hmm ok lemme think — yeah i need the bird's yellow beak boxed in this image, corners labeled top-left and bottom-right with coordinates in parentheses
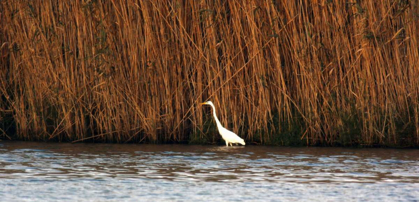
top-left (200, 102), bottom-right (206, 105)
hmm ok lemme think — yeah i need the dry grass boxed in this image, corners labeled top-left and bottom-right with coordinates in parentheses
top-left (0, 0), bottom-right (418, 146)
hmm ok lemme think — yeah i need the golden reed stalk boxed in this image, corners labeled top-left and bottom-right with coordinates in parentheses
top-left (0, 0), bottom-right (418, 146)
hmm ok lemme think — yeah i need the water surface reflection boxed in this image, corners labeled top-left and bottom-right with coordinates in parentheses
top-left (0, 141), bottom-right (418, 201)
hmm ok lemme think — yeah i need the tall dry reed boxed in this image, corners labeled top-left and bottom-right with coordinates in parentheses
top-left (0, 0), bottom-right (418, 146)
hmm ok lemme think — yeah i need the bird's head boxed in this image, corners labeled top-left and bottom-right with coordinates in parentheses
top-left (200, 101), bottom-right (213, 106)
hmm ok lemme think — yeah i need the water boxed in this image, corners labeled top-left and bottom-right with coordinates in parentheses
top-left (0, 141), bottom-right (418, 201)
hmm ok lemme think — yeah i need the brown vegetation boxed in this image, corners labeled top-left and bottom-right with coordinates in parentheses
top-left (1, 0), bottom-right (418, 146)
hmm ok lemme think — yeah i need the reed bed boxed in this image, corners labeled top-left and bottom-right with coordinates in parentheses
top-left (0, 0), bottom-right (418, 146)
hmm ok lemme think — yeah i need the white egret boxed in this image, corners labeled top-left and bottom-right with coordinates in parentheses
top-left (201, 101), bottom-right (245, 147)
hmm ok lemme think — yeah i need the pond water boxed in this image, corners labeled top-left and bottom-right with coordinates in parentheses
top-left (0, 141), bottom-right (418, 201)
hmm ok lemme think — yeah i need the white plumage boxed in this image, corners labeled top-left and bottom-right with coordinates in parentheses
top-left (201, 101), bottom-right (245, 146)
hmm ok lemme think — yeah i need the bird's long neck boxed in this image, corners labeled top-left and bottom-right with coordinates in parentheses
top-left (209, 103), bottom-right (223, 130)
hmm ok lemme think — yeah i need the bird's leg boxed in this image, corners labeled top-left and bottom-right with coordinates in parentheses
top-left (225, 141), bottom-right (229, 147)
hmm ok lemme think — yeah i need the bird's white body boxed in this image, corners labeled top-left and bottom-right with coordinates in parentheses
top-left (201, 101), bottom-right (245, 146)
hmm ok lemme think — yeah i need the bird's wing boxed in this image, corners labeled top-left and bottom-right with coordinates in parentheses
top-left (222, 128), bottom-right (243, 142)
